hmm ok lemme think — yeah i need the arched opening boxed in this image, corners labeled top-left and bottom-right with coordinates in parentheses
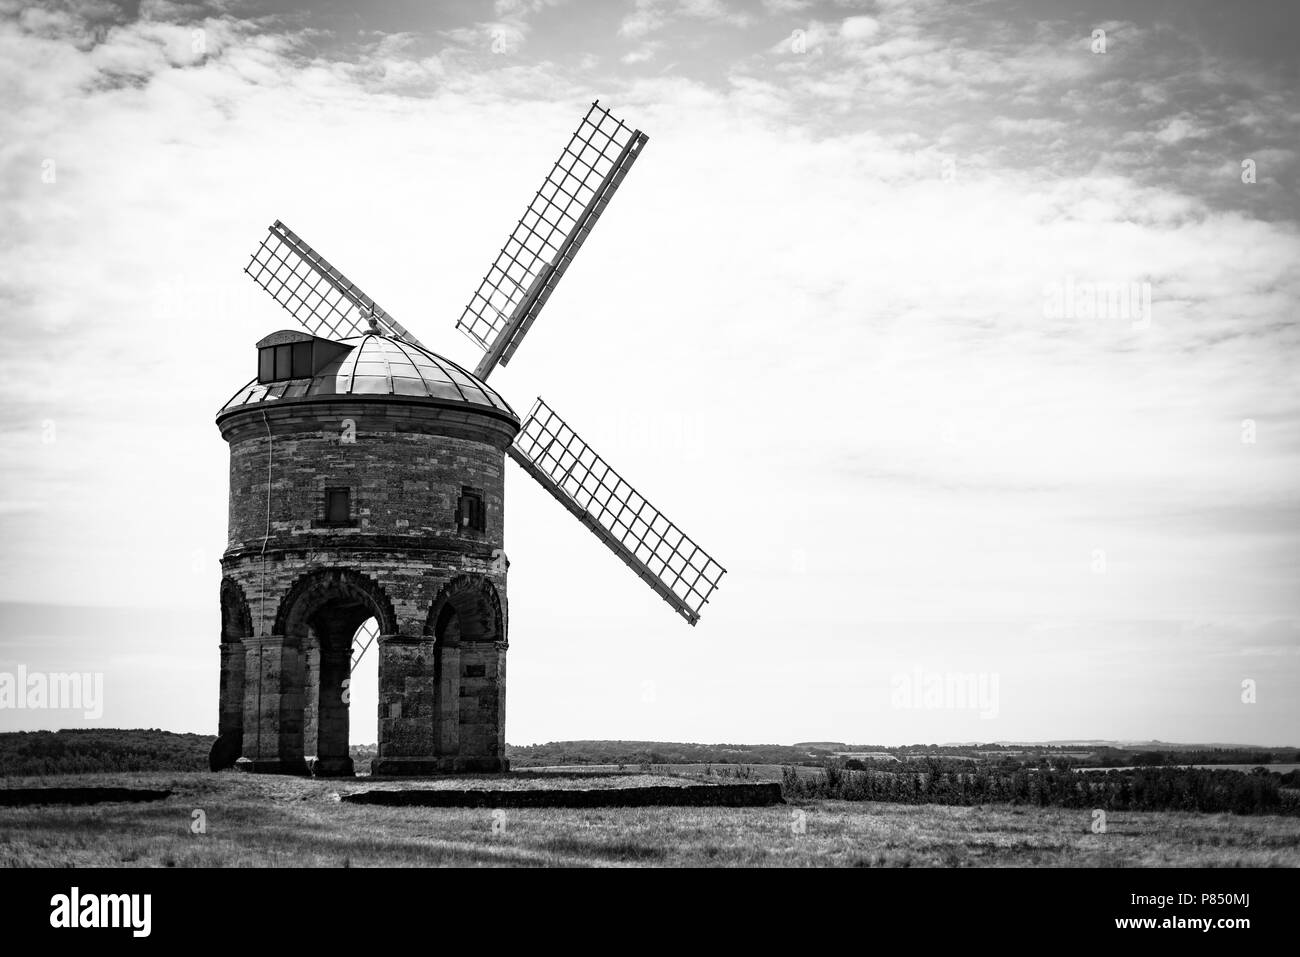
top-left (214, 578), bottom-right (253, 771)
top-left (429, 577), bottom-right (500, 643)
top-left (273, 569), bottom-right (396, 777)
top-left (348, 617), bottom-right (380, 771)
top-left (425, 575), bottom-right (506, 766)
top-left (300, 598), bottom-right (371, 776)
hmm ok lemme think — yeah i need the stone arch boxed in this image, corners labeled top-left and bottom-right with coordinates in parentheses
top-left (269, 568), bottom-right (396, 777)
top-left (213, 578), bottom-right (253, 771)
top-left (220, 576), bottom-right (253, 641)
top-left (424, 573), bottom-right (504, 647)
top-left (274, 566), bottom-right (398, 639)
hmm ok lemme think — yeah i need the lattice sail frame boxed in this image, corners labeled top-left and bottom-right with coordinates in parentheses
top-left (246, 221), bottom-right (426, 348)
top-left (351, 618), bottom-right (380, 673)
top-left (457, 101), bottom-right (648, 378)
top-left (509, 399), bottom-right (725, 625)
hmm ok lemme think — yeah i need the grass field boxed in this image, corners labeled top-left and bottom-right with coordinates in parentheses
top-left (2, 770), bottom-right (1298, 867)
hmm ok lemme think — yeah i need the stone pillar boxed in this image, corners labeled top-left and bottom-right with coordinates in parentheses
top-left (436, 642), bottom-right (460, 757)
top-left (370, 634), bottom-right (439, 775)
top-left (302, 640), bottom-right (320, 766)
top-left (457, 643), bottom-right (489, 764)
top-left (492, 640), bottom-right (508, 766)
top-left (308, 644), bottom-right (353, 777)
top-left (452, 639), bottom-right (509, 772)
top-left (236, 635), bottom-right (308, 775)
top-left (216, 640), bottom-right (245, 751)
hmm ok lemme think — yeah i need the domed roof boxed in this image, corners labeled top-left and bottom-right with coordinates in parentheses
top-left (218, 332), bottom-right (516, 419)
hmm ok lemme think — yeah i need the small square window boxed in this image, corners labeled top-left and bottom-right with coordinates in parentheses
top-left (456, 488), bottom-right (485, 533)
top-left (325, 487), bottom-right (350, 525)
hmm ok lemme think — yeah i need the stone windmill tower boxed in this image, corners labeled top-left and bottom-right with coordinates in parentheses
top-left (215, 103), bottom-right (725, 776)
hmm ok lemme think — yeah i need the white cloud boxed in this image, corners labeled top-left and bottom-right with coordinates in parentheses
top-left (619, 0), bottom-right (751, 38)
top-left (621, 42), bottom-right (659, 64)
top-left (619, 0), bottom-right (666, 38)
top-left (1153, 112), bottom-right (1208, 144)
top-left (839, 14), bottom-right (878, 40)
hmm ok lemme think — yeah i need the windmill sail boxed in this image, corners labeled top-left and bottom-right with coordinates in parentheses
top-left (351, 618), bottom-right (379, 672)
top-left (509, 398), bottom-right (724, 625)
top-left (457, 101), bottom-right (648, 380)
top-left (245, 221), bottom-right (427, 348)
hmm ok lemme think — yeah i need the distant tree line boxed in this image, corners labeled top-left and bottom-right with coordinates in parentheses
top-left (1118, 748), bottom-right (1299, 767)
top-left (506, 740), bottom-right (837, 767)
top-left (5, 731), bottom-right (1296, 788)
top-left (782, 763), bottom-right (1298, 816)
top-left (0, 730), bottom-right (212, 776)
top-left (507, 741), bottom-right (1300, 771)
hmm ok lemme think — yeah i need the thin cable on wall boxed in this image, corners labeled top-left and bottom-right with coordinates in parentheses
top-left (256, 410), bottom-right (272, 756)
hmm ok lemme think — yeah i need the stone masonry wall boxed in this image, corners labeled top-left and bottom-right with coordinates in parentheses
top-left (217, 397), bottom-right (518, 775)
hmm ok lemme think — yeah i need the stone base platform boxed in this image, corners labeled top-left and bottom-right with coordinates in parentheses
top-left (343, 782), bottom-right (783, 808)
top-left (370, 757), bottom-right (509, 775)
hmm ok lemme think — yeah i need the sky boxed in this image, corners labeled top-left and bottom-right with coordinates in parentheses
top-left (1, 0), bottom-right (1297, 747)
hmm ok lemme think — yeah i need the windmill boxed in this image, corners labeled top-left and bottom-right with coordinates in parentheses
top-left (242, 101), bottom-right (725, 671)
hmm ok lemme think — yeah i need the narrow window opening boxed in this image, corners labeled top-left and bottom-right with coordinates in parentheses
top-left (456, 488), bottom-right (485, 532)
top-left (325, 487), bottom-right (351, 525)
top-left (274, 343), bottom-right (293, 379)
top-left (291, 341), bottom-right (313, 377)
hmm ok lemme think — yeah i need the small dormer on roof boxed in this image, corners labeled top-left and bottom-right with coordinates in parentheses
top-left (255, 329), bottom-right (354, 384)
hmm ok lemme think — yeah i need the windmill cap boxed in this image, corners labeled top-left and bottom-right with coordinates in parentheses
top-left (218, 331), bottom-right (517, 421)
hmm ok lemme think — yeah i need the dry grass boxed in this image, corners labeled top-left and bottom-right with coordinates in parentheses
top-left (1, 771), bottom-right (1297, 867)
